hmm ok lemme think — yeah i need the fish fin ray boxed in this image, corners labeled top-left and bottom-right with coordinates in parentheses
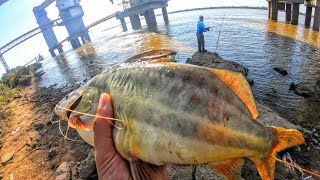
top-left (209, 158), bottom-right (244, 180)
top-left (68, 116), bottom-right (90, 131)
top-left (129, 159), bottom-right (168, 180)
top-left (251, 126), bottom-right (304, 180)
top-left (208, 68), bottom-right (259, 119)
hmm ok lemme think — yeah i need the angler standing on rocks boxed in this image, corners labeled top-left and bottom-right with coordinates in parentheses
top-left (196, 15), bottom-right (210, 53)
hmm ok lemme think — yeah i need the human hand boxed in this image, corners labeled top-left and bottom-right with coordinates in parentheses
top-left (93, 93), bottom-right (168, 180)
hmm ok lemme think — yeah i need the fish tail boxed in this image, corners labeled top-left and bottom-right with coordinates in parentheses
top-left (253, 126), bottom-right (305, 180)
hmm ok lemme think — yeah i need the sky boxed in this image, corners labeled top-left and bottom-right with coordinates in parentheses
top-left (0, 0), bottom-right (267, 75)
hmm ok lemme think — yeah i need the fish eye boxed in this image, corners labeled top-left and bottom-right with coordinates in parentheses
top-left (67, 95), bottom-right (83, 119)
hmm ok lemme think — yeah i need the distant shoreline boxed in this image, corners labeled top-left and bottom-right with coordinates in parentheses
top-left (168, 6), bottom-right (268, 15)
top-left (167, 6), bottom-right (309, 16)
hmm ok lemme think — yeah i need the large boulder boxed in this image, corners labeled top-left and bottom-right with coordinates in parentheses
top-left (186, 51), bottom-right (248, 76)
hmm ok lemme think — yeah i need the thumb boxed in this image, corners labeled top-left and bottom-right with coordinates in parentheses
top-left (93, 93), bottom-right (117, 162)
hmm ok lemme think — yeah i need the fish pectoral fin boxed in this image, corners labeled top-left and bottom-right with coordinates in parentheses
top-left (129, 159), bottom-right (168, 180)
top-left (208, 68), bottom-right (259, 120)
top-left (209, 158), bottom-right (244, 180)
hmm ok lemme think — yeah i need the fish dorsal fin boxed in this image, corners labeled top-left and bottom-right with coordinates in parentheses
top-left (209, 158), bottom-right (244, 180)
top-left (124, 49), bottom-right (176, 63)
top-left (208, 68), bottom-right (259, 119)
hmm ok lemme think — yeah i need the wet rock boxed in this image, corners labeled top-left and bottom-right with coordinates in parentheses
top-left (247, 78), bottom-right (254, 87)
top-left (56, 162), bottom-right (71, 180)
top-left (316, 79), bottom-right (320, 88)
top-left (273, 67), bottom-right (288, 75)
top-left (78, 149), bottom-right (96, 179)
top-left (27, 135), bottom-right (40, 149)
top-left (34, 70), bottom-right (45, 77)
top-left (289, 82), bottom-right (312, 98)
top-left (187, 51), bottom-right (249, 76)
top-left (33, 122), bottom-right (44, 131)
top-left (312, 138), bottom-right (319, 145)
top-left (48, 148), bottom-right (59, 160)
top-left (1, 151), bottom-right (15, 165)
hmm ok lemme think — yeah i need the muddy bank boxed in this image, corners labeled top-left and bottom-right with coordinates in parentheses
top-left (0, 53), bottom-right (319, 180)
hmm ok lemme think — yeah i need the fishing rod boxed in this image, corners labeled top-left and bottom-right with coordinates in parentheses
top-left (215, 13), bottom-right (226, 52)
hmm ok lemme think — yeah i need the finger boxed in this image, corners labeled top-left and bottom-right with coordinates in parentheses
top-left (94, 93), bottom-right (117, 164)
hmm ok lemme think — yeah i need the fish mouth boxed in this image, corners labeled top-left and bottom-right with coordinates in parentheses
top-left (66, 95), bottom-right (83, 119)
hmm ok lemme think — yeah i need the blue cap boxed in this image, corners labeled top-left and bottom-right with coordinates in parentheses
top-left (199, 15), bottom-right (203, 19)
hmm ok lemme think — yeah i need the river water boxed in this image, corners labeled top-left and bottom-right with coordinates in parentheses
top-left (37, 8), bottom-right (320, 126)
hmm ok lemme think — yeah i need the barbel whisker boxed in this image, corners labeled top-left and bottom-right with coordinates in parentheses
top-left (58, 119), bottom-right (85, 143)
top-left (49, 109), bottom-right (60, 124)
top-left (55, 105), bottom-right (126, 129)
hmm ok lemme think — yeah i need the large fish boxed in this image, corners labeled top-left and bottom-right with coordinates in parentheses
top-left (55, 51), bottom-right (304, 180)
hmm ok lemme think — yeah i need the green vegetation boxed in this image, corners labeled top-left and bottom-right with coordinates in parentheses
top-left (0, 65), bottom-right (37, 119)
top-left (1, 66), bottom-right (32, 88)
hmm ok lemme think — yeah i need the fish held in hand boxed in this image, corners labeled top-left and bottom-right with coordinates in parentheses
top-left (55, 52), bottom-right (304, 180)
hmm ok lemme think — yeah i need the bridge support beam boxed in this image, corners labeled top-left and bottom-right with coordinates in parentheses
top-left (70, 38), bottom-right (81, 49)
top-left (49, 50), bottom-right (56, 57)
top-left (314, 7), bottom-right (320, 31)
top-left (162, 7), bottom-right (169, 23)
top-left (144, 9), bottom-right (157, 28)
top-left (305, 6), bottom-right (312, 27)
top-left (291, 3), bottom-right (299, 25)
top-left (120, 18), bottom-right (128, 31)
top-left (268, 1), bottom-right (271, 19)
top-left (58, 47), bottom-right (63, 53)
top-left (129, 14), bottom-right (142, 29)
top-left (285, 3), bottom-right (291, 23)
top-left (271, 0), bottom-right (278, 21)
top-left (0, 54), bottom-right (9, 73)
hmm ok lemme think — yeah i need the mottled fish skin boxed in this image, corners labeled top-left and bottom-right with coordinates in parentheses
top-left (81, 62), bottom-right (277, 165)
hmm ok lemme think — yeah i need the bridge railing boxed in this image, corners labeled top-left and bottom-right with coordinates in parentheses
top-left (0, 18), bottom-right (60, 55)
top-left (86, 12), bottom-right (119, 29)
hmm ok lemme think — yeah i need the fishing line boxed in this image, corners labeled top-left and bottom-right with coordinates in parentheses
top-left (215, 13), bottom-right (226, 52)
top-left (55, 105), bottom-right (126, 129)
top-left (275, 157), bottom-right (320, 178)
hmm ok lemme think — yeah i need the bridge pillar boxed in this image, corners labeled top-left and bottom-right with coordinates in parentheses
top-left (285, 3), bottom-right (292, 23)
top-left (314, 7), bottom-right (320, 31)
top-left (70, 38), bottom-right (81, 49)
top-left (120, 18), bottom-right (128, 31)
top-left (162, 7), bottom-right (169, 23)
top-left (129, 14), bottom-right (142, 29)
top-left (305, 6), bottom-right (312, 27)
top-left (57, 0), bottom-right (91, 49)
top-left (49, 50), bottom-right (56, 57)
top-left (33, 7), bottom-right (61, 57)
top-left (144, 9), bottom-right (157, 28)
top-left (271, 0), bottom-right (278, 21)
top-left (268, 1), bottom-right (271, 19)
top-left (58, 47), bottom-right (64, 53)
top-left (291, 3), bottom-right (300, 25)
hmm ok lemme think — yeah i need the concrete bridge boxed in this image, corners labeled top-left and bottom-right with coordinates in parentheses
top-left (0, 0), bottom-right (169, 73)
top-left (267, 0), bottom-right (320, 31)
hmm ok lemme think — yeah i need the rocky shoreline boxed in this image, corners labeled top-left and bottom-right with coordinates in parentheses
top-left (0, 51), bottom-right (319, 179)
